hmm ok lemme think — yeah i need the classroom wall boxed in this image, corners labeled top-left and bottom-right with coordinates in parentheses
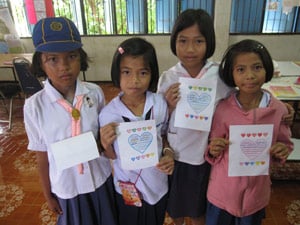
top-left (19, 0), bottom-right (300, 81)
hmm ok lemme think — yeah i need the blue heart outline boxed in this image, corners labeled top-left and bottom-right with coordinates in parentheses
top-left (128, 131), bottom-right (153, 154)
top-left (187, 91), bottom-right (211, 114)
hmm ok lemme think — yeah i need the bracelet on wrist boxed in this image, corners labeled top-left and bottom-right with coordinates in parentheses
top-left (163, 147), bottom-right (174, 155)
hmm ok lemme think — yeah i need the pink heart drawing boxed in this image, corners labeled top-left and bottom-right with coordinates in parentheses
top-left (240, 138), bottom-right (267, 160)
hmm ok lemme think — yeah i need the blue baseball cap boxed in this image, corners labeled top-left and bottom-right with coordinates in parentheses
top-left (32, 17), bottom-right (82, 52)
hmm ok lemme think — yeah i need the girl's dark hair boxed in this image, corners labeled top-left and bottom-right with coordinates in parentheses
top-left (219, 39), bottom-right (274, 87)
top-left (30, 48), bottom-right (89, 78)
top-left (170, 9), bottom-right (215, 59)
top-left (111, 37), bottom-right (159, 92)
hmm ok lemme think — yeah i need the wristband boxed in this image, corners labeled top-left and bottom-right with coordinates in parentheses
top-left (163, 147), bottom-right (174, 155)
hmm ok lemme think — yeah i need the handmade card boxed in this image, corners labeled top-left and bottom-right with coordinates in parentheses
top-left (51, 131), bottom-right (100, 171)
top-left (174, 77), bottom-right (217, 131)
top-left (228, 124), bottom-right (273, 177)
top-left (269, 85), bottom-right (299, 98)
top-left (117, 120), bottom-right (159, 170)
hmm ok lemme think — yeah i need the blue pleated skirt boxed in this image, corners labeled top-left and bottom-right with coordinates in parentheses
top-left (56, 175), bottom-right (118, 225)
top-left (206, 201), bottom-right (265, 225)
top-left (115, 191), bottom-right (168, 225)
top-left (167, 160), bottom-right (210, 218)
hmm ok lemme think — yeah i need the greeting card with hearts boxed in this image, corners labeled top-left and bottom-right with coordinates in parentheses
top-left (174, 77), bottom-right (217, 131)
top-left (228, 124), bottom-right (274, 177)
top-left (117, 120), bottom-right (159, 170)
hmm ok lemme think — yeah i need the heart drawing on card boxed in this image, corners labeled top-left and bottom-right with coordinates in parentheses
top-left (128, 132), bottom-right (153, 154)
top-left (240, 138), bottom-right (267, 160)
top-left (187, 91), bottom-right (211, 114)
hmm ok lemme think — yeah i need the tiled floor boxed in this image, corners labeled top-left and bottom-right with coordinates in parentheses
top-left (0, 82), bottom-right (299, 225)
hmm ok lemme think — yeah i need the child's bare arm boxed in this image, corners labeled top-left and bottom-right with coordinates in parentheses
top-left (270, 142), bottom-right (290, 161)
top-left (36, 151), bottom-right (62, 215)
top-left (157, 147), bottom-right (175, 175)
top-left (164, 83), bottom-right (180, 114)
top-left (100, 122), bottom-right (118, 159)
top-left (208, 138), bottom-right (230, 158)
top-left (282, 103), bottom-right (295, 126)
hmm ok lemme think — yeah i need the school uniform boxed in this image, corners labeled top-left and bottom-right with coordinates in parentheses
top-left (24, 79), bottom-right (117, 225)
top-left (157, 61), bottom-right (232, 218)
top-left (205, 91), bottom-right (293, 225)
top-left (99, 91), bottom-right (169, 225)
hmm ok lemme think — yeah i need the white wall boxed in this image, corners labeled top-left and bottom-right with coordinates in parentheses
top-left (19, 0), bottom-right (300, 81)
top-left (21, 35), bottom-right (178, 81)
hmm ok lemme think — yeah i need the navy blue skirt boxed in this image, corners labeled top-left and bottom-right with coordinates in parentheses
top-left (206, 201), bottom-right (265, 225)
top-left (115, 192), bottom-right (168, 225)
top-left (167, 160), bottom-right (210, 218)
top-left (56, 175), bottom-right (118, 225)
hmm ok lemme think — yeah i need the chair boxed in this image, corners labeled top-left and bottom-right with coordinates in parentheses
top-left (0, 81), bottom-right (21, 130)
top-left (12, 57), bottom-right (43, 98)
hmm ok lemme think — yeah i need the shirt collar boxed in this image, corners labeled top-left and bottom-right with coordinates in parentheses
top-left (45, 78), bottom-right (89, 103)
top-left (117, 91), bottom-right (154, 120)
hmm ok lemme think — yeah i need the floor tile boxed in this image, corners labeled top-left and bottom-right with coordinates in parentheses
top-left (0, 82), bottom-right (299, 225)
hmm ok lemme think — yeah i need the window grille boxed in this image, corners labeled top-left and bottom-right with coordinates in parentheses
top-left (230, 0), bottom-right (300, 34)
top-left (3, 0), bottom-right (214, 37)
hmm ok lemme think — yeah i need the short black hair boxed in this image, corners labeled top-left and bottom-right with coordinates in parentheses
top-left (30, 48), bottom-right (89, 78)
top-left (111, 37), bottom-right (159, 92)
top-left (170, 9), bottom-right (215, 59)
top-left (219, 39), bottom-right (274, 87)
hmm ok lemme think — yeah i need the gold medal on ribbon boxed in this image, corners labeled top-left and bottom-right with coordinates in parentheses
top-left (71, 108), bottom-right (80, 120)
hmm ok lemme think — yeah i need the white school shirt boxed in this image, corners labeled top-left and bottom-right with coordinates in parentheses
top-left (99, 91), bottom-right (169, 205)
top-left (24, 79), bottom-right (112, 199)
top-left (157, 61), bottom-right (232, 165)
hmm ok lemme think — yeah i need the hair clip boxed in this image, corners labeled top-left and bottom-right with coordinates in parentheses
top-left (118, 47), bottom-right (125, 54)
top-left (256, 44), bottom-right (264, 49)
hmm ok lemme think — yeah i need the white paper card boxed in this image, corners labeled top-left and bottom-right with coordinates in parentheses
top-left (51, 131), bottom-right (99, 171)
top-left (117, 120), bottom-right (159, 170)
top-left (228, 124), bottom-right (273, 177)
top-left (174, 77), bottom-right (217, 131)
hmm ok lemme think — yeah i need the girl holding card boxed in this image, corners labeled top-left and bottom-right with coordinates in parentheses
top-left (205, 39), bottom-right (293, 225)
top-left (157, 9), bottom-right (232, 225)
top-left (99, 37), bottom-right (174, 225)
top-left (24, 17), bottom-right (117, 225)
top-left (157, 9), bottom-right (294, 225)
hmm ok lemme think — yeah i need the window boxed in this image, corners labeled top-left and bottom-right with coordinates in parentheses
top-left (0, 0), bottom-right (214, 37)
top-left (230, 0), bottom-right (300, 34)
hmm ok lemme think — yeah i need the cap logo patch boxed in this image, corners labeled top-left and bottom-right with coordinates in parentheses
top-left (50, 21), bottom-right (63, 31)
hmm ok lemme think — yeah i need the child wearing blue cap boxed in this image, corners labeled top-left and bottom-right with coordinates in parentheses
top-left (23, 17), bottom-right (118, 225)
